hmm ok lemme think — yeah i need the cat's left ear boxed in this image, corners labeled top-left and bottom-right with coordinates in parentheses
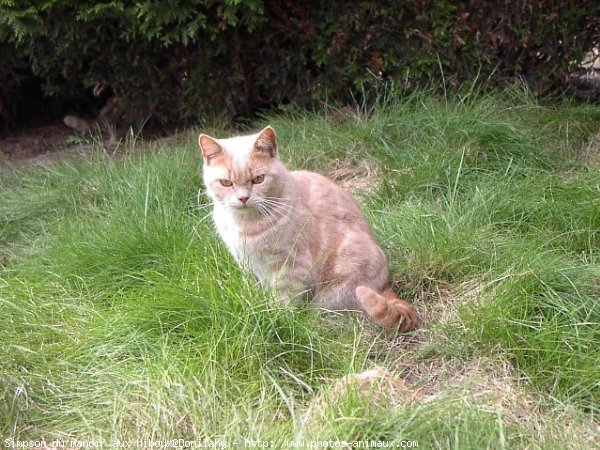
top-left (253, 126), bottom-right (277, 157)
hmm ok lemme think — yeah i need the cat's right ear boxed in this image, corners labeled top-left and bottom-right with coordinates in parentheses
top-left (199, 134), bottom-right (223, 164)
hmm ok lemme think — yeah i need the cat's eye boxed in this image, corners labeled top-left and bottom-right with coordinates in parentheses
top-left (219, 179), bottom-right (233, 187)
top-left (252, 175), bottom-right (265, 184)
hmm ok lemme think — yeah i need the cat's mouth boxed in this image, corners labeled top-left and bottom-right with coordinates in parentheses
top-left (229, 203), bottom-right (254, 210)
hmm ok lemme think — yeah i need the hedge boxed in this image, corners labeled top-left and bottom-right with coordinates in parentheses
top-left (0, 0), bottom-right (598, 130)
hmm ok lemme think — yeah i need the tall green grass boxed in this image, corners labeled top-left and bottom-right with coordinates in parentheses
top-left (1, 88), bottom-right (599, 446)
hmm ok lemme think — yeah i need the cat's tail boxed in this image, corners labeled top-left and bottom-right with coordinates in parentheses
top-left (355, 286), bottom-right (418, 332)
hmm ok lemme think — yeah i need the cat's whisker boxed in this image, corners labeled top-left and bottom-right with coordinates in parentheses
top-left (256, 202), bottom-right (279, 228)
top-left (264, 203), bottom-right (293, 225)
top-left (260, 196), bottom-right (294, 209)
top-left (259, 199), bottom-right (298, 219)
top-left (261, 202), bottom-right (293, 213)
top-left (262, 195), bottom-right (289, 200)
top-left (260, 198), bottom-right (292, 210)
top-left (259, 199), bottom-right (289, 217)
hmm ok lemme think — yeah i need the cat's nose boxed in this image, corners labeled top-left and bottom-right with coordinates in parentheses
top-left (238, 196), bottom-right (249, 205)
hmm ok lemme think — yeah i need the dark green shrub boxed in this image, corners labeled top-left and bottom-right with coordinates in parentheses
top-left (0, 1), bottom-right (598, 130)
top-left (0, 0), bottom-right (267, 129)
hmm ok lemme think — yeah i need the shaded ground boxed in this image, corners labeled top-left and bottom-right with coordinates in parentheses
top-left (0, 122), bottom-right (170, 168)
top-left (0, 122), bottom-right (73, 166)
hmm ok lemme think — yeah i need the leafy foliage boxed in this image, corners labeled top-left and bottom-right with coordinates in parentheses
top-left (0, 0), bottom-right (598, 129)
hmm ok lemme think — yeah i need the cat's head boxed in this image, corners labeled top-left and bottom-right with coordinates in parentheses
top-left (199, 126), bottom-right (286, 212)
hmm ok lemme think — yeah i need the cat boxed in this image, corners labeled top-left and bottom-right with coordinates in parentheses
top-left (63, 96), bottom-right (146, 145)
top-left (199, 126), bottom-right (418, 332)
top-left (63, 96), bottom-right (120, 144)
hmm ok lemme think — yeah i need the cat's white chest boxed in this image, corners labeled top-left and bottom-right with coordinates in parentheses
top-left (212, 206), bottom-right (270, 283)
top-left (212, 206), bottom-right (245, 261)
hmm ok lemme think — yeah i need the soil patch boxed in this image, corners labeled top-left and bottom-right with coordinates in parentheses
top-left (0, 122), bottom-right (73, 162)
top-left (327, 158), bottom-right (380, 194)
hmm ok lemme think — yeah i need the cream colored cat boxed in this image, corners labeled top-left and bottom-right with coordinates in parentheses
top-left (199, 126), bottom-right (417, 332)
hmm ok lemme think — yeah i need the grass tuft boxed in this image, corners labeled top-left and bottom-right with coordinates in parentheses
top-left (1, 88), bottom-right (599, 443)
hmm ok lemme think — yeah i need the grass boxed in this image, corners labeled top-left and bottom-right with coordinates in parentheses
top-left (1, 87), bottom-right (599, 447)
